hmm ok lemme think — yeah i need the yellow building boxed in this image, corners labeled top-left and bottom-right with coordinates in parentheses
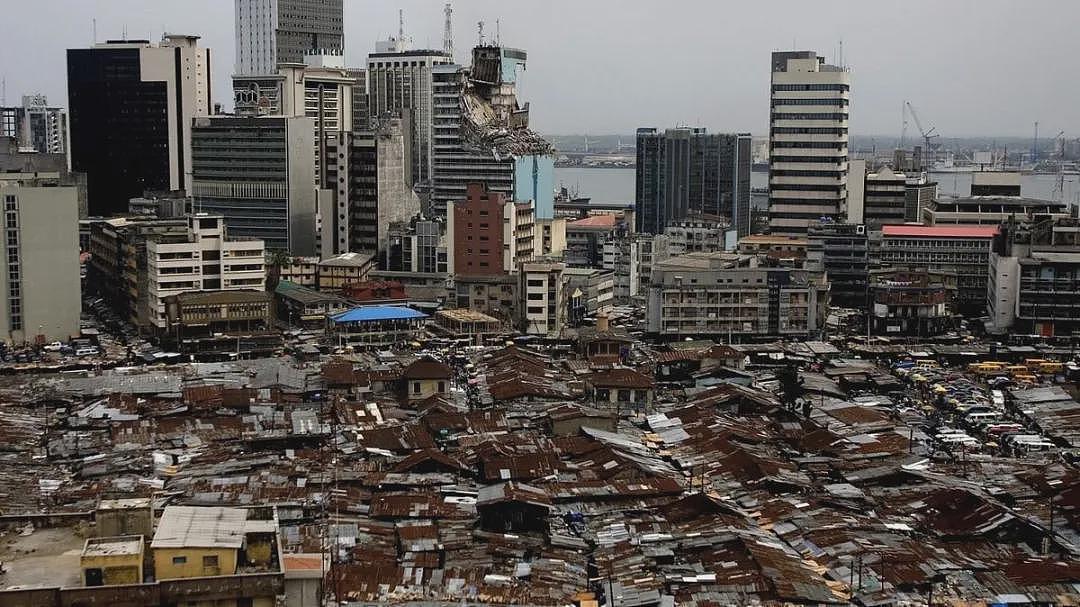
top-left (151, 506), bottom-right (247, 580)
top-left (81, 535), bottom-right (144, 586)
top-left (401, 357), bottom-right (453, 403)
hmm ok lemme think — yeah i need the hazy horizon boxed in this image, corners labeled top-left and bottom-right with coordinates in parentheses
top-left (1, 0), bottom-right (1077, 139)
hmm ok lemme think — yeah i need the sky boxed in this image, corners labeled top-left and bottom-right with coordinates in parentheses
top-left (1, 0), bottom-right (1077, 138)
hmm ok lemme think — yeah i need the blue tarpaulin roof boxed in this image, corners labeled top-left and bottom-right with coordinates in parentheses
top-left (331, 306), bottom-right (427, 323)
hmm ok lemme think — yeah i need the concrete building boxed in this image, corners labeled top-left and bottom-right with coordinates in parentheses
top-left (366, 42), bottom-right (453, 187)
top-left (646, 252), bottom-right (829, 340)
top-left (234, 0), bottom-right (344, 76)
top-left (922, 195), bottom-right (1067, 226)
top-left (971, 172), bottom-right (1021, 197)
top-left (385, 218), bottom-right (448, 274)
top-left (602, 232), bottom-right (652, 303)
top-left (348, 117), bottom-right (421, 255)
top-left (81, 536), bottom-right (144, 586)
top-left (635, 128), bottom-right (751, 237)
top-left (0, 173), bottom-right (81, 343)
top-left (737, 234), bottom-right (809, 264)
top-left (904, 175), bottom-right (938, 223)
top-left (145, 214), bottom-right (265, 331)
top-left (653, 220), bottom-right (732, 258)
top-left (275, 280), bottom-right (349, 328)
top-left (806, 222), bottom-right (868, 309)
top-left (566, 214), bottom-right (621, 268)
top-left (447, 183), bottom-right (535, 276)
top-left (67, 35), bottom-right (211, 215)
top-left (869, 268), bottom-right (957, 336)
top-left (768, 51), bottom-right (850, 234)
top-left (876, 224), bottom-right (998, 316)
top-left (565, 267), bottom-right (615, 325)
top-left (151, 505), bottom-right (279, 585)
top-left (988, 216), bottom-right (1080, 337)
top-left (164, 290), bottom-right (280, 360)
top-left (863, 167), bottom-right (907, 229)
top-left (0, 94), bottom-right (67, 155)
top-left (430, 45), bottom-right (555, 218)
top-left (317, 252), bottom-right (375, 290)
top-left (520, 262), bottom-right (567, 337)
top-left (191, 115), bottom-right (316, 253)
top-left (1, 136), bottom-right (88, 218)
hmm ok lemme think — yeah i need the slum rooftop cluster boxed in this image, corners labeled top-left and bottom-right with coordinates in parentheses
top-left (0, 335), bottom-right (1078, 606)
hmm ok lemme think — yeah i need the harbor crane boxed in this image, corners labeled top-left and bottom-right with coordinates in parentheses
top-left (905, 101), bottom-right (939, 156)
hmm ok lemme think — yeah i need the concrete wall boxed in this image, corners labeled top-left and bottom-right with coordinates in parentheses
top-left (153, 547), bottom-right (238, 580)
top-left (406, 378), bottom-right (446, 402)
top-left (81, 551), bottom-right (143, 586)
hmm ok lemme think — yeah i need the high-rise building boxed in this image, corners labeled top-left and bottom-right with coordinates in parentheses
top-left (0, 94), bottom-right (67, 155)
top-left (190, 115), bottom-right (316, 253)
top-left (67, 35), bottom-right (211, 216)
top-left (234, 0), bottom-right (344, 76)
top-left (0, 172), bottom-right (81, 343)
top-left (768, 51), bottom-right (850, 235)
top-left (634, 128), bottom-right (751, 237)
top-left (430, 45), bottom-right (555, 218)
top-left (367, 41), bottom-right (453, 187)
top-left (806, 222), bottom-right (868, 309)
top-left (348, 118), bottom-right (421, 256)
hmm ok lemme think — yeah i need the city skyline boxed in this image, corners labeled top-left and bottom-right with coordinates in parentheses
top-left (0, 0), bottom-right (1076, 138)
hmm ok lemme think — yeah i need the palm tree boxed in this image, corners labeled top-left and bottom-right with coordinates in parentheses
top-left (266, 250), bottom-right (292, 293)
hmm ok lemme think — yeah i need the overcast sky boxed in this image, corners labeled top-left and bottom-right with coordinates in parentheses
top-left (1, 0), bottom-right (1076, 137)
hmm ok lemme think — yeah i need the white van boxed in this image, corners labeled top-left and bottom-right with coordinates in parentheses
top-left (75, 347), bottom-right (99, 357)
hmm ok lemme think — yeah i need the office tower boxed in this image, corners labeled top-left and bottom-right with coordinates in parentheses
top-left (768, 51), bottom-right (850, 234)
top-left (190, 115), bottom-right (316, 253)
top-left (0, 172), bottom-right (81, 343)
top-left (67, 35), bottom-right (211, 216)
top-left (806, 222), bottom-right (868, 308)
top-left (367, 41), bottom-right (453, 187)
top-left (634, 127), bottom-right (751, 237)
top-left (234, 0), bottom-right (344, 76)
top-left (0, 94), bottom-right (67, 155)
top-left (430, 45), bottom-right (555, 218)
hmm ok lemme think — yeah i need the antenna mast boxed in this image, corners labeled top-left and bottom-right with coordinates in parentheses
top-left (443, 3), bottom-right (454, 58)
top-left (478, 21), bottom-right (485, 45)
top-left (398, 9), bottom-right (405, 43)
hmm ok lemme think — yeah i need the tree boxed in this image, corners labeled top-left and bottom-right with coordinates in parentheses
top-left (265, 250), bottom-right (292, 293)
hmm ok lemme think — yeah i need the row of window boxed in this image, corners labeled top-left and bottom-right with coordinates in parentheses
top-left (772, 113), bottom-right (849, 121)
top-left (772, 83), bottom-right (849, 92)
top-left (772, 98), bottom-right (849, 106)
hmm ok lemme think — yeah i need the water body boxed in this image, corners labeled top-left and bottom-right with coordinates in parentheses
top-left (555, 167), bottom-right (1080, 207)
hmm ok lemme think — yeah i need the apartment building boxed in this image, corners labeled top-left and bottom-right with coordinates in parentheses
top-left (876, 224), bottom-right (998, 316)
top-left (145, 215), bottom-right (265, 331)
top-left (446, 182), bottom-right (535, 277)
top-left (519, 262), bottom-right (567, 337)
top-left (646, 252), bottom-right (829, 340)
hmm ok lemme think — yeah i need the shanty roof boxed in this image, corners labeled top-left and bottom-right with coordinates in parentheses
top-left (476, 481), bottom-right (552, 509)
top-left (881, 224), bottom-right (999, 238)
top-left (331, 306), bottom-right (427, 323)
top-left (402, 358), bottom-right (453, 380)
top-left (588, 368), bottom-right (654, 389)
top-left (150, 505), bottom-right (248, 549)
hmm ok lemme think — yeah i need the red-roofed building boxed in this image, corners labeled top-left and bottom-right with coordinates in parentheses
top-left (566, 213), bottom-right (625, 267)
top-left (878, 223), bottom-right (999, 315)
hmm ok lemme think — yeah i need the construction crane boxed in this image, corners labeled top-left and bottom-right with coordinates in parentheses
top-left (905, 102), bottom-right (939, 158)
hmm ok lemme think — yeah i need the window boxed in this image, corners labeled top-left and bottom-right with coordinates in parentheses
top-left (202, 555), bottom-right (219, 567)
top-left (437, 381), bottom-right (446, 392)
top-left (618, 390), bottom-right (631, 402)
top-left (172, 556), bottom-right (187, 565)
top-left (413, 381), bottom-right (421, 394)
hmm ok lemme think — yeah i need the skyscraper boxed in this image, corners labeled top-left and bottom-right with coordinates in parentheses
top-left (234, 0), bottom-right (344, 76)
top-left (768, 51), bottom-right (850, 235)
top-left (67, 35), bottom-right (211, 216)
top-left (367, 40), bottom-right (453, 187)
top-left (634, 128), bottom-right (751, 237)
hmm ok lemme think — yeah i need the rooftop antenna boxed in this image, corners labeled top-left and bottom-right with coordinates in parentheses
top-left (398, 9), bottom-right (405, 42)
top-left (122, 24), bottom-right (127, 41)
top-left (478, 20), bottom-right (485, 45)
top-left (839, 37), bottom-right (844, 68)
top-left (495, 19), bottom-right (501, 46)
top-left (92, 18), bottom-right (97, 44)
top-left (443, 2), bottom-right (454, 59)
top-left (1, 77), bottom-right (5, 107)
